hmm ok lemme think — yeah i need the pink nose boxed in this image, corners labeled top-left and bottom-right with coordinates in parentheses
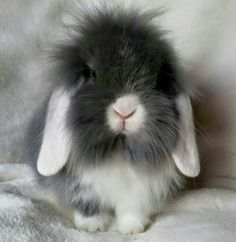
top-left (113, 108), bottom-right (136, 120)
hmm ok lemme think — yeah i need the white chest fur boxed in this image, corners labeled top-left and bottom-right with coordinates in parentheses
top-left (74, 153), bottom-right (183, 234)
top-left (80, 153), bottom-right (182, 215)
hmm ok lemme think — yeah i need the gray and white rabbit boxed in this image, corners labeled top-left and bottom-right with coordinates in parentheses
top-left (26, 1), bottom-right (200, 234)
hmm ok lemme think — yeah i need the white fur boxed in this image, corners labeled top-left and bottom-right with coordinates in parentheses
top-left (172, 95), bottom-right (200, 177)
top-left (74, 212), bottom-right (111, 232)
top-left (112, 95), bottom-right (138, 117)
top-left (76, 152), bottom-right (182, 234)
top-left (106, 94), bottom-right (146, 134)
top-left (37, 88), bottom-right (72, 176)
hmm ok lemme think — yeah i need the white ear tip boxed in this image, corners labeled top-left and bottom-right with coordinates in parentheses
top-left (183, 163), bottom-right (200, 178)
top-left (190, 159), bottom-right (200, 177)
top-left (37, 158), bottom-right (59, 176)
top-left (173, 154), bottom-right (200, 178)
top-left (37, 165), bottom-right (53, 176)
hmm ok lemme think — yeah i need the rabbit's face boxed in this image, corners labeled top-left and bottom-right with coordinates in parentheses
top-left (54, 11), bottom-right (182, 166)
top-left (36, 9), bottom-right (199, 178)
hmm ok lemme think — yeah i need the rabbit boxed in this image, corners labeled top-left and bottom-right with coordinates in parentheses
top-left (25, 1), bottom-right (200, 235)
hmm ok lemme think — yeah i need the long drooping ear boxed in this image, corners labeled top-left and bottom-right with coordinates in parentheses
top-left (172, 95), bottom-right (200, 177)
top-left (37, 87), bottom-right (72, 176)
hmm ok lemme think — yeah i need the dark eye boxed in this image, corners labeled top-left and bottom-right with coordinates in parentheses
top-left (82, 67), bottom-right (96, 84)
top-left (76, 67), bottom-right (96, 87)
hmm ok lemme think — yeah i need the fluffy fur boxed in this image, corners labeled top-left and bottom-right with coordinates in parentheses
top-left (25, 2), bottom-right (199, 234)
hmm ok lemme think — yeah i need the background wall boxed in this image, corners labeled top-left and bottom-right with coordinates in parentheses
top-left (0, 0), bottom-right (64, 163)
top-left (156, 0), bottom-right (236, 190)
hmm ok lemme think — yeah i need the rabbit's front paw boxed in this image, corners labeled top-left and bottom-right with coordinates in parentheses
top-left (117, 213), bottom-right (148, 234)
top-left (74, 212), bottom-right (111, 232)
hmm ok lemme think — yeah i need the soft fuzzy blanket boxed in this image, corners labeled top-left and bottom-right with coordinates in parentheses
top-left (1, 163), bottom-right (236, 242)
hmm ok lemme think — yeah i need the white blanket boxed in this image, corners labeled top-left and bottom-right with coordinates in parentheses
top-left (1, 163), bottom-right (236, 242)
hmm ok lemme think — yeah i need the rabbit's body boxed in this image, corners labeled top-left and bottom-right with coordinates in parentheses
top-left (44, 149), bottom-right (182, 233)
top-left (26, 1), bottom-right (199, 234)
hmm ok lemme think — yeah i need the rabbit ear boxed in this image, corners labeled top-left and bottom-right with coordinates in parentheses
top-left (37, 87), bottom-right (72, 176)
top-left (172, 95), bottom-right (200, 177)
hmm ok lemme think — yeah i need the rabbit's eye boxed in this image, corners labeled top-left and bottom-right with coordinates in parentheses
top-left (76, 68), bottom-right (96, 88)
top-left (82, 68), bottom-right (96, 84)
